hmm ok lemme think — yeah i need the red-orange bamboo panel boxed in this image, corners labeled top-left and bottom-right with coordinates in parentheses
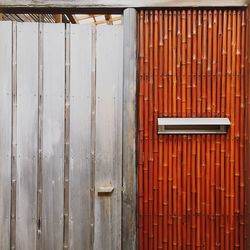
top-left (138, 9), bottom-right (246, 250)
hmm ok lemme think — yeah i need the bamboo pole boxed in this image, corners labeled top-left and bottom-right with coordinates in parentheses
top-left (177, 137), bottom-right (182, 250)
top-left (202, 10), bottom-right (207, 117)
top-left (229, 11), bottom-right (236, 249)
top-left (187, 10), bottom-right (192, 118)
top-left (163, 12), bottom-right (169, 250)
top-left (220, 10), bottom-right (228, 249)
top-left (153, 10), bottom-right (159, 250)
top-left (240, 9), bottom-right (245, 250)
top-left (206, 14), bottom-right (214, 249)
top-left (168, 11), bottom-right (173, 250)
top-left (176, 13), bottom-right (182, 249)
top-left (225, 10), bottom-right (232, 250)
top-left (196, 9), bottom-right (202, 249)
top-left (177, 11), bottom-right (181, 118)
top-left (210, 10), bottom-right (217, 249)
top-left (201, 10), bottom-right (209, 249)
top-left (216, 10), bottom-right (223, 250)
top-left (138, 10), bottom-right (145, 250)
top-left (172, 134), bottom-right (177, 250)
top-left (181, 10), bottom-right (188, 250)
top-left (187, 10), bottom-right (195, 250)
top-left (172, 11), bottom-right (178, 250)
top-left (234, 10), bottom-right (241, 249)
top-left (158, 10), bottom-right (164, 250)
top-left (144, 11), bottom-right (149, 250)
top-left (148, 11), bottom-right (154, 250)
top-left (206, 11), bottom-right (212, 248)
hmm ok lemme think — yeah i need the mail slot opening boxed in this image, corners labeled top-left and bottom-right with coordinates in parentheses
top-left (158, 118), bottom-right (230, 135)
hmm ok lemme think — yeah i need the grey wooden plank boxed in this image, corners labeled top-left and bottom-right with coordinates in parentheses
top-left (90, 25), bottom-right (96, 249)
top-left (122, 8), bottom-right (137, 250)
top-left (16, 22), bottom-right (38, 250)
top-left (36, 22), bottom-right (44, 250)
top-left (42, 23), bottom-right (65, 250)
top-left (94, 25), bottom-right (123, 250)
top-left (64, 23), bottom-right (70, 250)
top-left (0, 21), bottom-right (12, 250)
top-left (0, 0), bottom-right (247, 8)
top-left (10, 21), bottom-right (17, 250)
top-left (69, 24), bottom-right (92, 250)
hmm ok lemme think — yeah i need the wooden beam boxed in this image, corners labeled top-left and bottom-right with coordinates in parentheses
top-left (122, 8), bottom-right (137, 250)
top-left (0, 0), bottom-right (247, 10)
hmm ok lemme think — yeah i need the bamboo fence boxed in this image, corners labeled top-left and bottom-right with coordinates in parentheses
top-left (138, 9), bottom-right (246, 250)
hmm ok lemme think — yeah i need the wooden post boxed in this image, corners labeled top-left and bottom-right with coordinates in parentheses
top-left (122, 8), bottom-right (137, 250)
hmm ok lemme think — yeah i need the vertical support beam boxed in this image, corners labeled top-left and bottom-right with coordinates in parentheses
top-left (10, 21), bottom-right (17, 250)
top-left (122, 8), bottom-right (137, 250)
top-left (64, 23), bottom-right (70, 250)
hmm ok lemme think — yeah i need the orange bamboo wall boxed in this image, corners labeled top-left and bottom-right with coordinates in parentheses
top-left (138, 9), bottom-right (246, 250)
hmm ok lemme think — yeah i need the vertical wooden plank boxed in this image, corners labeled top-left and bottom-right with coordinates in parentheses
top-left (90, 25), bottom-right (96, 250)
top-left (36, 22), bottom-right (44, 250)
top-left (94, 25), bottom-right (123, 250)
top-left (10, 21), bottom-right (17, 250)
top-left (16, 22), bottom-right (38, 250)
top-left (0, 21), bottom-right (12, 250)
top-left (122, 8), bottom-right (137, 250)
top-left (68, 24), bottom-right (92, 250)
top-left (42, 23), bottom-right (65, 250)
top-left (64, 23), bottom-right (70, 250)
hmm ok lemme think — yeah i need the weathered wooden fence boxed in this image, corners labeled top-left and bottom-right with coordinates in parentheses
top-left (0, 15), bottom-right (137, 250)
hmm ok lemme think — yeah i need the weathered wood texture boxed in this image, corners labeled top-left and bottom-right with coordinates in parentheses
top-left (42, 23), bottom-right (65, 250)
top-left (16, 22), bottom-right (38, 250)
top-left (122, 8), bottom-right (137, 250)
top-left (94, 25), bottom-right (123, 250)
top-left (0, 0), bottom-right (248, 8)
top-left (0, 21), bottom-right (12, 250)
top-left (0, 21), bottom-right (127, 250)
top-left (69, 24), bottom-right (92, 250)
top-left (138, 9), bottom-right (246, 250)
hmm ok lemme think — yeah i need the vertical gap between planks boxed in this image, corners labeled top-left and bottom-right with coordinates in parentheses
top-left (63, 23), bottom-right (70, 250)
top-left (36, 22), bottom-right (44, 250)
top-left (10, 21), bottom-right (17, 250)
top-left (90, 25), bottom-right (96, 248)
